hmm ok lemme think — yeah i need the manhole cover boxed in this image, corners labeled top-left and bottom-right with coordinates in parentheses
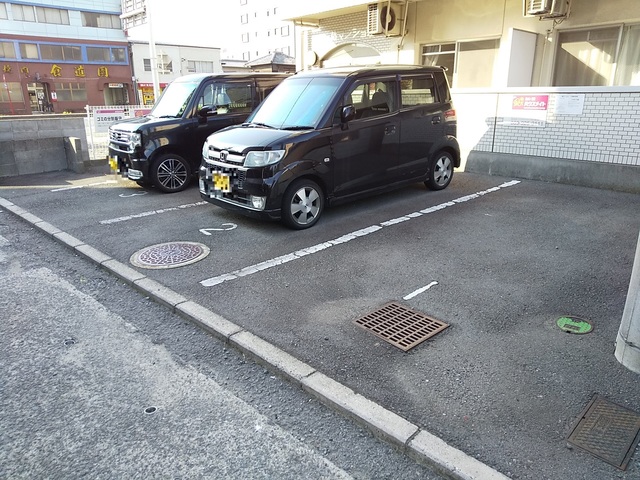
top-left (556, 316), bottom-right (593, 334)
top-left (568, 394), bottom-right (640, 470)
top-left (354, 302), bottom-right (449, 352)
top-left (130, 242), bottom-right (210, 269)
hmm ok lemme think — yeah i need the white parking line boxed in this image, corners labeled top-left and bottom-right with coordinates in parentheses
top-left (100, 201), bottom-right (208, 225)
top-left (51, 180), bottom-right (117, 192)
top-left (403, 281), bottom-right (438, 300)
top-left (200, 180), bottom-right (521, 287)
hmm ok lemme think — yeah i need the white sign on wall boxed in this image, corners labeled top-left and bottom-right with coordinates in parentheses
top-left (555, 94), bottom-right (586, 115)
top-left (94, 108), bottom-right (126, 132)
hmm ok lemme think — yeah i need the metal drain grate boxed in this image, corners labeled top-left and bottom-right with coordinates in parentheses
top-left (354, 302), bottom-right (449, 351)
top-left (567, 394), bottom-right (640, 470)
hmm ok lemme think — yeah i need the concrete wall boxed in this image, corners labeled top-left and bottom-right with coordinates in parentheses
top-left (0, 115), bottom-right (91, 178)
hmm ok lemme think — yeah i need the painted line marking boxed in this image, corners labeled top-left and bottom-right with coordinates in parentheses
top-left (100, 201), bottom-right (208, 225)
top-left (200, 224), bottom-right (237, 234)
top-left (119, 191), bottom-right (148, 198)
top-left (200, 180), bottom-right (521, 287)
top-left (403, 281), bottom-right (438, 300)
top-left (51, 180), bottom-right (117, 192)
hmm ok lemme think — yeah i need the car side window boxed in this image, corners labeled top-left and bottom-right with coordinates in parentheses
top-left (400, 75), bottom-right (438, 108)
top-left (345, 79), bottom-right (397, 120)
top-left (197, 82), bottom-right (253, 114)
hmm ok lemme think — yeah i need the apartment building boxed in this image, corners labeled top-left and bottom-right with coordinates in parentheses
top-left (0, 0), bottom-right (133, 114)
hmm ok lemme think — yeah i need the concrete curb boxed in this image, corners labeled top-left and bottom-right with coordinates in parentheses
top-left (0, 195), bottom-right (511, 480)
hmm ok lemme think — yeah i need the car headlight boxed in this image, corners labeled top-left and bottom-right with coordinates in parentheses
top-left (244, 150), bottom-right (285, 167)
top-left (129, 132), bottom-right (141, 150)
top-left (202, 138), bottom-right (210, 161)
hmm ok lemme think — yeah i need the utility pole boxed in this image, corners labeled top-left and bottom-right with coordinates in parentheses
top-left (616, 230), bottom-right (640, 374)
top-left (146, 0), bottom-right (161, 102)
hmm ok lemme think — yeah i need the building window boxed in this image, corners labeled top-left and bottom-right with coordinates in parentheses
top-left (280, 25), bottom-right (289, 37)
top-left (54, 82), bottom-right (87, 102)
top-left (13, 5), bottom-right (69, 24)
top-left (36, 6), bottom-right (69, 24)
top-left (553, 24), bottom-right (640, 86)
top-left (240, 0), bottom-right (247, 4)
top-left (112, 47), bottom-right (126, 63)
top-left (12, 4), bottom-right (36, 22)
top-left (82, 12), bottom-right (121, 29)
top-left (0, 3), bottom-right (7, 20)
top-left (87, 47), bottom-right (111, 62)
top-left (143, 58), bottom-right (151, 71)
top-left (186, 60), bottom-right (214, 73)
top-left (241, 32), bottom-right (249, 43)
top-left (241, 13), bottom-right (248, 24)
top-left (0, 82), bottom-right (24, 102)
top-left (421, 39), bottom-right (499, 88)
top-left (1, 41), bottom-right (16, 59)
top-left (19, 43), bottom-right (39, 60)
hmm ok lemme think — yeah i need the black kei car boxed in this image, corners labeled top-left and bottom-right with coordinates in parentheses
top-left (199, 65), bottom-right (460, 228)
top-left (108, 72), bottom-right (288, 193)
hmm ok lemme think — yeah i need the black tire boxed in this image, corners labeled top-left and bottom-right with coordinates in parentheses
top-left (282, 179), bottom-right (324, 230)
top-left (425, 151), bottom-right (454, 190)
top-left (151, 153), bottom-right (191, 193)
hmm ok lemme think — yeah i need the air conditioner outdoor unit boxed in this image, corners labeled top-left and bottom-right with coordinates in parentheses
top-left (524, 0), bottom-right (569, 18)
top-left (367, 2), bottom-right (402, 36)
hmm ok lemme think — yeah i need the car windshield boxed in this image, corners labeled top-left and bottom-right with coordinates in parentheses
top-left (149, 80), bottom-right (200, 118)
top-left (249, 77), bottom-right (343, 129)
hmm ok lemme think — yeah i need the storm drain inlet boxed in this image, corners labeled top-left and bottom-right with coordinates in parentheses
top-left (567, 394), bottom-right (640, 470)
top-left (130, 242), bottom-right (210, 269)
top-left (354, 302), bottom-right (449, 352)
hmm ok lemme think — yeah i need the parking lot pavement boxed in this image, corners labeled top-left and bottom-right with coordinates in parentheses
top-left (2, 167), bottom-right (640, 479)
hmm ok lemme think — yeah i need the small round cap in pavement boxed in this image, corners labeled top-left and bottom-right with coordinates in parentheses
top-left (130, 242), bottom-right (210, 269)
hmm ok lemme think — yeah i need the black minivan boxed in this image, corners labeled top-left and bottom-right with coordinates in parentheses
top-left (108, 72), bottom-right (288, 193)
top-left (199, 65), bottom-right (459, 228)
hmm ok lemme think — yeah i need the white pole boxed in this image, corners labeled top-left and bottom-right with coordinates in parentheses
top-left (146, 0), bottom-right (160, 102)
top-left (616, 229), bottom-right (640, 374)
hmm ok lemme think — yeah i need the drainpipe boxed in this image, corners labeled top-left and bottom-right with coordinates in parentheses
top-left (615, 229), bottom-right (640, 374)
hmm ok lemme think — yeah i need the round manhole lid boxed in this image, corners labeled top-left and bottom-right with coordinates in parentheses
top-left (130, 242), bottom-right (210, 269)
top-left (556, 316), bottom-right (593, 334)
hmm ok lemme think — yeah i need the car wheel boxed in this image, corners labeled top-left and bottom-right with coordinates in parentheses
top-left (425, 151), bottom-right (454, 190)
top-left (282, 179), bottom-right (324, 230)
top-left (152, 153), bottom-right (191, 193)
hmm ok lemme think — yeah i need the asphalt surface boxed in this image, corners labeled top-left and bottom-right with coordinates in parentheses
top-left (1, 166), bottom-right (639, 479)
top-left (0, 190), bottom-right (443, 479)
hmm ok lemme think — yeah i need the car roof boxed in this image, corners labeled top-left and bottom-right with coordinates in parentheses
top-left (291, 65), bottom-right (445, 80)
top-left (172, 72), bottom-right (290, 83)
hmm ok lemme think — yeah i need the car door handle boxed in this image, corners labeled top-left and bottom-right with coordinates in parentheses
top-left (385, 125), bottom-right (396, 135)
top-left (431, 116), bottom-right (441, 125)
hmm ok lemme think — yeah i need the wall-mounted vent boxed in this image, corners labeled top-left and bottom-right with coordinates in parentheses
top-left (524, 0), bottom-right (569, 19)
top-left (367, 2), bottom-right (402, 36)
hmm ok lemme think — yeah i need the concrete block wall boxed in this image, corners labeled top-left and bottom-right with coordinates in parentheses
top-left (0, 115), bottom-right (90, 178)
top-left (457, 87), bottom-right (640, 193)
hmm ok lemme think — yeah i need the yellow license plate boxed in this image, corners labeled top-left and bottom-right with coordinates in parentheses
top-left (108, 156), bottom-right (118, 171)
top-left (213, 171), bottom-right (231, 192)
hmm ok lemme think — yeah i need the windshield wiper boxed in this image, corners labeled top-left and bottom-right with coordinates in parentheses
top-left (281, 126), bottom-right (314, 130)
top-left (156, 114), bottom-right (180, 118)
top-left (244, 122), bottom-right (274, 128)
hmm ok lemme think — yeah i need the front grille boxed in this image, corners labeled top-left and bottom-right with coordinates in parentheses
top-left (209, 148), bottom-right (245, 165)
top-left (109, 129), bottom-right (131, 144)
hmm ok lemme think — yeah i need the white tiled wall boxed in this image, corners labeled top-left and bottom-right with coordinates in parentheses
top-left (454, 89), bottom-right (640, 169)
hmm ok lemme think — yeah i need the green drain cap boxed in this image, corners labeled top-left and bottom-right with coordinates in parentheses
top-left (556, 316), bottom-right (593, 334)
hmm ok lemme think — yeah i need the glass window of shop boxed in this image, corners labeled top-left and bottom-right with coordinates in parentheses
top-left (40, 44), bottom-right (82, 61)
top-left (54, 83), bottom-right (87, 102)
top-left (87, 47), bottom-right (110, 62)
top-left (0, 82), bottom-right (25, 102)
top-left (1, 41), bottom-right (16, 58)
top-left (19, 43), bottom-right (39, 59)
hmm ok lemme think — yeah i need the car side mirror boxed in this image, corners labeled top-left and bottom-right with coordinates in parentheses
top-left (198, 106), bottom-right (217, 118)
top-left (341, 105), bottom-right (356, 123)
